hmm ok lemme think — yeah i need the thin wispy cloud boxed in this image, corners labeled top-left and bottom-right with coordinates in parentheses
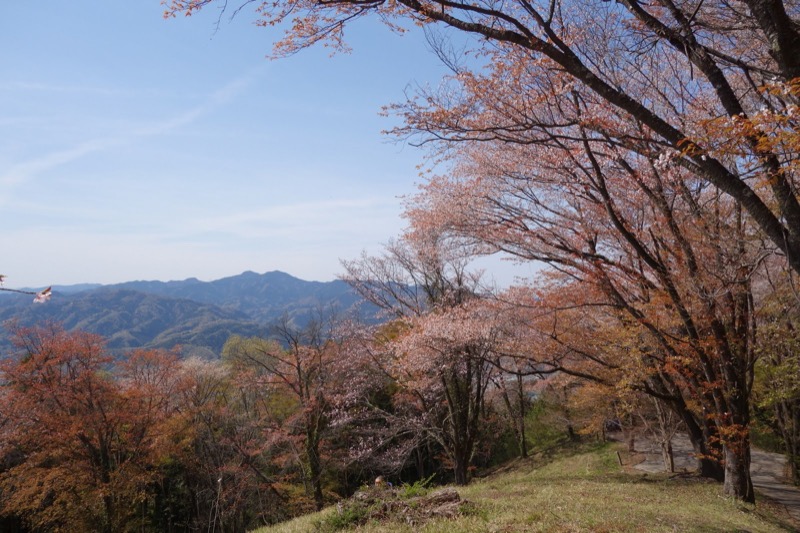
top-left (188, 197), bottom-right (400, 236)
top-left (0, 70), bottom-right (260, 191)
top-left (0, 137), bottom-right (122, 188)
top-left (0, 81), bottom-right (162, 97)
top-left (0, 3), bottom-right (455, 288)
top-left (133, 72), bottom-right (257, 136)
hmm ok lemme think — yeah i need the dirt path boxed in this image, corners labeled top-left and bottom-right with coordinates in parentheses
top-left (633, 434), bottom-right (800, 523)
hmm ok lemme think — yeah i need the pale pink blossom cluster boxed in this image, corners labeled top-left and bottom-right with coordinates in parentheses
top-left (0, 276), bottom-right (52, 303)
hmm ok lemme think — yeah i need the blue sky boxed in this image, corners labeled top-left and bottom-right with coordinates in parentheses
top-left (1, 2), bottom-right (533, 289)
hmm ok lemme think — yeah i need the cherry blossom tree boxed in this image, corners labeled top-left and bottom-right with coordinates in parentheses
top-left (395, 302), bottom-right (503, 484)
top-left (502, 278), bottom-right (731, 478)
top-left (164, 0), bottom-right (799, 503)
top-left (341, 233), bottom-right (510, 485)
top-left (165, 0), bottom-right (800, 276)
top-left (388, 53), bottom-right (769, 495)
top-left (222, 312), bottom-right (349, 511)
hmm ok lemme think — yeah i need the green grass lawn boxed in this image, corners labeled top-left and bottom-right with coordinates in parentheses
top-left (251, 443), bottom-right (797, 532)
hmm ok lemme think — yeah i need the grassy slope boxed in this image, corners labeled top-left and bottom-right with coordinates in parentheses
top-left (252, 443), bottom-right (796, 533)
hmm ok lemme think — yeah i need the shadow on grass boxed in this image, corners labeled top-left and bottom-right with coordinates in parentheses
top-left (477, 438), bottom-right (611, 477)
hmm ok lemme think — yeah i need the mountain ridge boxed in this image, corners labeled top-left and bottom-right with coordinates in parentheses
top-left (0, 271), bottom-right (378, 358)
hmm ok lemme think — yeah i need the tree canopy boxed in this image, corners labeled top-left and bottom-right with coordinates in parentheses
top-left (166, 0), bottom-right (800, 275)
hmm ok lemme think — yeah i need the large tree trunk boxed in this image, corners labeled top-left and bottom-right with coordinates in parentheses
top-left (680, 407), bottom-right (725, 481)
top-left (442, 356), bottom-right (485, 486)
top-left (720, 389), bottom-right (755, 502)
top-left (723, 441), bottom-right (755, 503)
top-left (656, 380), bottom-right (725, 481)
top-left (449, 409), bottom-right (474, 486)
top-left (452, 450), bottom-right (470, 486)
top-left (697, 421), bottom-right (726, 481)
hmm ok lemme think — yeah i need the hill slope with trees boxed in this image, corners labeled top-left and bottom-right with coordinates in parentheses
top-left (0, 271), bottom-right (379, 357)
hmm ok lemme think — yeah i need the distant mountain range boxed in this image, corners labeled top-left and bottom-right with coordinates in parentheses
top-left (0, 271), bottom-right (380, 358)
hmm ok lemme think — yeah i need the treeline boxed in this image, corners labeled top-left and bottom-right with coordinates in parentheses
top-left (2, 222), bottom-right (800, 531)
top-left (0, 298), bottom-right (560, 533)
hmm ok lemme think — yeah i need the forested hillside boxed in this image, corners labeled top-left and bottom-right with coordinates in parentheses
top-left (0, 271), bottom-right (379, 357)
